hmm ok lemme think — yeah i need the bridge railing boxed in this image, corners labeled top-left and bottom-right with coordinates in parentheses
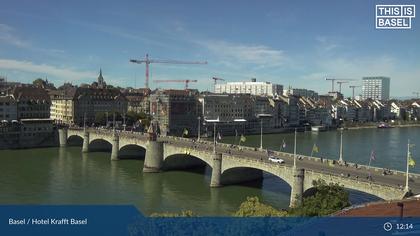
top-left (304, 169), bottom-right (404, 191)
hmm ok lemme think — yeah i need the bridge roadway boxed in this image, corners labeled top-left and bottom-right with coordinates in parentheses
top-left (59, 128), bottom-right (419, 207)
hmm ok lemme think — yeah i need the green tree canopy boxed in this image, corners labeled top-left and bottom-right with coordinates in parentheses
top-left (289, 179), bottom-right (350, 216)
top-left (233, 196), bottom-right (287, 217)
top-left (150, 210), bottom-right (195, 217)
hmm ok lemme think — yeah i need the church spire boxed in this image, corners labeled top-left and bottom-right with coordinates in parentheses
top-left (97, 68), bottom-right (106, 88)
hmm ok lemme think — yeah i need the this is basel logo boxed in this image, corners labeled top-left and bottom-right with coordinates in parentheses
top-left (376, 5), bottom-right (415, 29)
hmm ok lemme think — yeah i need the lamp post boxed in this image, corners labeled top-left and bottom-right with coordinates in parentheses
top-left (197, 116), bottom-right (201, 141)
top-left (294, 128), bottom-right (297, 168)
top-left (123, 112), bottom-right (126, 131)
top-left (204, 117), bottom-right (220, 154)
top-left (257, 114), bottom-right (272, 150)
top-left (113, 112), bottom-right (116, 133)
top-left (83, 112), bottom-right (87, 132)
top-left (339, 128), bottom-right (344, 163)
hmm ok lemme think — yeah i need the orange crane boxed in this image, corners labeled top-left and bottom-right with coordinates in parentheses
top-left (154, 79), bottom-right (198, 90)
top-left (212, 77), bottom-right (225, 92)
top-left (129, 54), bottom-right (207, 89)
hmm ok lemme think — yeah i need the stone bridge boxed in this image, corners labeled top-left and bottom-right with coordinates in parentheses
top-left (59, 128), bottom-right (414, 207)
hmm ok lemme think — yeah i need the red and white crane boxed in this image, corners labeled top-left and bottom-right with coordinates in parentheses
top-left (129, 54), bottom-right (207, 89)
top-left (154, 79), bottom-right (198, 90)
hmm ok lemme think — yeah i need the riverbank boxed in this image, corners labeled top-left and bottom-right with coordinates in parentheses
top-left (346, 123), bottom-right (420, 130)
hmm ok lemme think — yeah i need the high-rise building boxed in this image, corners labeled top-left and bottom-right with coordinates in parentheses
top-left (215, 78), bottom-right (283, 97)
top-left (362, 77), bottom-right (390, 100)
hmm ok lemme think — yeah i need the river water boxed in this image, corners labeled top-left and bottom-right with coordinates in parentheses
top-left (0, 127), bottom-right (418, 216)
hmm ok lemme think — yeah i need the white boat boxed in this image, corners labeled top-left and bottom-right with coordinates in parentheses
top-left (311, 126), bottom-right (327, 132)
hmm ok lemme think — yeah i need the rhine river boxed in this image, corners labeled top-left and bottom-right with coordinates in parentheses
top-left (0, 127), bottom-right (418, 216)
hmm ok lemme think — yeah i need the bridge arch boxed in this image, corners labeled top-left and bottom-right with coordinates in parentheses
top-left (221, 160), bottom-right (295, 187)
top-left (67, 135), bottom-right (83, 146)
top-left (118, 144), bottom-right (146, 159)
top-left (119, 138), bottom-right (147, 151)
top-left (163, 153), bottom-right (210, 171)
top-left (221, 166), bottom-right (293, 189)
top-left (88, 138), bottom-right (112, 152)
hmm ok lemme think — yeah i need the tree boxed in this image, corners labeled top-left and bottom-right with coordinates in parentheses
top-left (150, 210), bottom-right (195, 217)
top-left (289, 179), bottom-right (350, 216)
top-left (94, 112), bottom-right (108, 126)
top-left (33, 78), bottom-right (46, 88)
top-left (127, 111), bottom-right (151, 127)
top-left (233, 197), bottom-right (287, 217)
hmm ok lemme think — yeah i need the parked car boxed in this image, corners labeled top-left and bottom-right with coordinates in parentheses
top-left (268, 157), bottom-right (285, 164)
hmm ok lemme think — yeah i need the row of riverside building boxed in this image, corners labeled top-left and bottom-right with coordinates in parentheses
top-left (1, 73), bottom-right (419, 139)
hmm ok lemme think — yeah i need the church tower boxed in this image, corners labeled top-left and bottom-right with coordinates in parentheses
top-left (97, 69), bottom-right (106, 89)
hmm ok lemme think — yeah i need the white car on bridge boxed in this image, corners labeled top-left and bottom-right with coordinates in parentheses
top-left (268, 157), bottom-right (285, 164)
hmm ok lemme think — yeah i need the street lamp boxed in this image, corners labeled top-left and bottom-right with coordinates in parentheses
top-left (122, 112), bottom-right (126, 131)
top-left (204, 117), bottom-right (220, 154)
top-left (339, 128), bottom-right (344, 163)
top-left (293, 128), bottom-right (297, 168)
top-left (197, 116), bottom-right (201, 141)
top-left (256, 114), bottom-right (272, 150)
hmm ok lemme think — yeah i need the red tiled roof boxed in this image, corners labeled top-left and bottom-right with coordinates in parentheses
top-left (335, 198), bottom-right (420, 217)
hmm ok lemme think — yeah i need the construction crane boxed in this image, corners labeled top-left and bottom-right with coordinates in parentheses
top-left (349, 85), bottom-right (361, 99)
top-left (212, 77), bottom-right (225, 92)
top-left (129, 54), bottom-right (207, 89)
top-left (154, 79), bottom-right (198, 90)
top-left (414, 92), bottom-right (420, 99)
top-left (336, 81), bottom-right (349, 93)
top-left (325, 78), bottom-right (356, 92)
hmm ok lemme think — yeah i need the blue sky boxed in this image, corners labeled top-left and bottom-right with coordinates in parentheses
top-left (0, 0), bottom-right (419, 97)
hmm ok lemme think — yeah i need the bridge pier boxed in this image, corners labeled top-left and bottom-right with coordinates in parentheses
top-left (290, 168), bottom-right (305, 208)
top-left (111, 134), bottom-right (119, 161)
top-left (143, 141), bottom-right (164, 173)
top-left (210, 153), bottom-right (222, 187)
top-left (82, 131), bottom-right (89, 153)
top-left (58, 128), bottom-right (68, 147)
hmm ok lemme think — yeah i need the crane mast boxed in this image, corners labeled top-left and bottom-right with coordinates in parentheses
top-left (130, 54), bottom-right (207, 89)
top-left (212, 77), bottom-right (225, 92)
top-left (154, 79), bottom-right (198, 90)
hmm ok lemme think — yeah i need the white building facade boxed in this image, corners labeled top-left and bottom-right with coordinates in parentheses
top-left (215, 79), bottom-right (283, 97)
top-left (362, 77), bottom-right (390, 101)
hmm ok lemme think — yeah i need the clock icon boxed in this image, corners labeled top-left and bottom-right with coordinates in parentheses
top-left (384, 222), bottom-right (393, 232)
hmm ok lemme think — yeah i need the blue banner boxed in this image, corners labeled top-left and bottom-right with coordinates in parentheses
top-left (1, 206), bottom-right (420, 236)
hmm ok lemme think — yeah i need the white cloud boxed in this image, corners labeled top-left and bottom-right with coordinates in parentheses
top-left (0, 23), bottom-right (31, 48)
top-left (0, 58), bottom-right (97, 82)
top-left (0, 23), bottom-right (65, 57)
top-left (198, 40), bottom-right (288, 68)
